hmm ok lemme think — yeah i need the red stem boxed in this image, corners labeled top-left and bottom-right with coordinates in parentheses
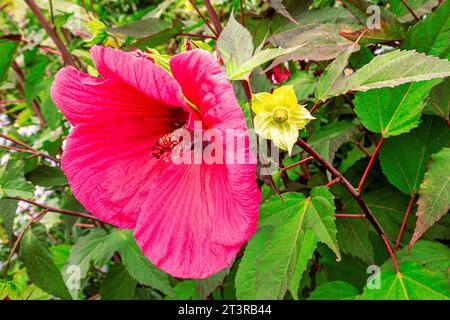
top-left (394, 195), bottom-right (416, 250)
top-left (310, 101), bottom-right (321, 113)
top-left (325, 177), bottom-right (341, 187)
top-left (280, 156), bottom-right (314, 173)
top-left (358, 136), bottom-right (385, 192)
top-left (336, 214), bottom-right (366, 218)
top-left (239, 0), bottom-right (245, 26)
top-left (188, 0), bottom-right (218, 37)
top-left (400, 0), bottom-right (420, 21)
top-left (204, 0), bottom-right (222, 34)
top-left (296, 138), bottom-right (399, 273)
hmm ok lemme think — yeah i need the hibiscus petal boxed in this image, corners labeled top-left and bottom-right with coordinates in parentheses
top-left (52, 66), bottom-right (186, 126)
top-left (62, 117), bottom-right (168, 229)
top-left (134, 161), bottom-right (259, 278)
top-left (91, 45), bottom-right (186, 109)
top-left (168, 49), bottom-right (261, 248)
top-left (169, 49), bottom-right (247, 131)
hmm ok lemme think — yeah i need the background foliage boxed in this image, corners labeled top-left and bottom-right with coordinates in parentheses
top-left (0, 0), bottom-right (449, 300)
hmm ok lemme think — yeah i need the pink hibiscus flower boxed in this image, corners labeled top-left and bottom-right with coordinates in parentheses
top-left (51, 46), bottom-right (261, 278)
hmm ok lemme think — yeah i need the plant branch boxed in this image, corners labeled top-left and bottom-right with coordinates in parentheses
top-left (203, 0), bottom-right (222, 34)
top-left (23, 0), bottom-right (76, 67)
top-left (296, 137), bottom-right (399, 273)
top-left (400, 0), bottom-right (420, 21)
top-left (0, 133), bottom-right (60, 164)
top-left (176, 32), bottom-right (216, 39)
top-left (280, 156), bottom-right (314, 173)
top-left (357, 136), bottom-right (385, 192)
top-left (5, 196), bottom-right (102, 222)
top-left (11, 61), bottom-right (46, 126)
top-left (239, 0), bottom-right (245, 26)
top-left (336, 214), bottom-right (366, 218)
top-left (188, 0), bottom-right (218, 37)
top-left (395, 195), bottom-right (416, 250)
top-left (3, 209), bottom-right (48, 278)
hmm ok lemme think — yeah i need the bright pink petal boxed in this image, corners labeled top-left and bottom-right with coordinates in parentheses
top-left (134, 160), bottom-right (259, 278)
top-left (62, 118), bottom-right (168, 229)
top-left (51, 67), bottom-right (186, 126)
top-left (169, 49), bottom-right (248, 131)
top-left (91, 45), bottom-right (186, 109)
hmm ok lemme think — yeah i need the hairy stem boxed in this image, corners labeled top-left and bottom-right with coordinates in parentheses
top-left (296, 138), bottom-right (399, 273)
top-left (358, 136), bottom-right (385, 192)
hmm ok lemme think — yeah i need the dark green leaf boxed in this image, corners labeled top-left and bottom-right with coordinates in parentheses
top-left (20, 223), bottom-right (72, 300)
top-left (26, 165), bottom-right (67, 187)
top-left (379, 116), bottom-right (450, 195)
top-left (100, 264), bottom-right (137, 300)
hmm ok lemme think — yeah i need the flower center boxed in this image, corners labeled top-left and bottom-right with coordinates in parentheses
top-left (272, 108), bottom-right (289, 124)
top-left (152, 124), bottom-right (192, 162)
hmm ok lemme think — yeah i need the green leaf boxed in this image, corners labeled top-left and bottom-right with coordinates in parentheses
top-left (167, 281), bottom-right (196, 300)
top-left (389, 0), bottom-right (439, 23)
top-left (339, 0), bottom-right (404, 44)
top-left (424, 78), bottom-right (450, 120)
top-left (0, 199), bottom-right (17, 241)
top-left (218, 15), bottom-right (297, 80)
top-left (341, 186), bottom-right (414, 249)
top-left (230, 46), bottom-right (299, 80)
top-left (236, 188), bottom-right (340, 299)
top-left (307, 121), bottom-right (362, 166)
top-left (0, 38), bottom-right (19, 83)
top-left (336, 218), bottom-right (374, 264)
top-left (390, 240), bottom-right (450, 273)
top-left (353, 80), bottom-right (440, 137)
top-left (308, 281), bottom-right (359, 300)
top-left (40, 89), bottom-right (62, 131)
top-left (361, 263), bottom-right (450, 300)
top-left (401, 0), bottom-right (450, 59)
top-left (285, 70), bottom-right (316, 101)
top-left (194, 268), bottom-right (229, 300)
top-left (26, 165), bottom-right (68, 187)
top-left (315, 40), bottom-right (358, 101)
top-left (218, 14), bottom-right (254, 70)
top-left (124, 20), bottom-right (184, 50)
top-left (379, 116), bottom-right (450, 195)
top-left (323, 50), bottom-right (450, 99)
top-left (113, 230), bottom-right (173, 296)
top-left (0, 160), bottom-right (34, 198)
top-left (106, 17), bottom-right (171, 37)
top-left (410, 148), bottom-right (450, 246)
top-left (100, 264), bottom-right (137, 300)
top-left (269, 0), bottom-right (298, 24)
top-left (20, 223), bottom-right (72, 300)
top-left (362, 242), bottom-right (450, 300)
top-left (64, 229), bottom-right (118, 282)
top-left (269, 23), bottom-right (360, 64)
